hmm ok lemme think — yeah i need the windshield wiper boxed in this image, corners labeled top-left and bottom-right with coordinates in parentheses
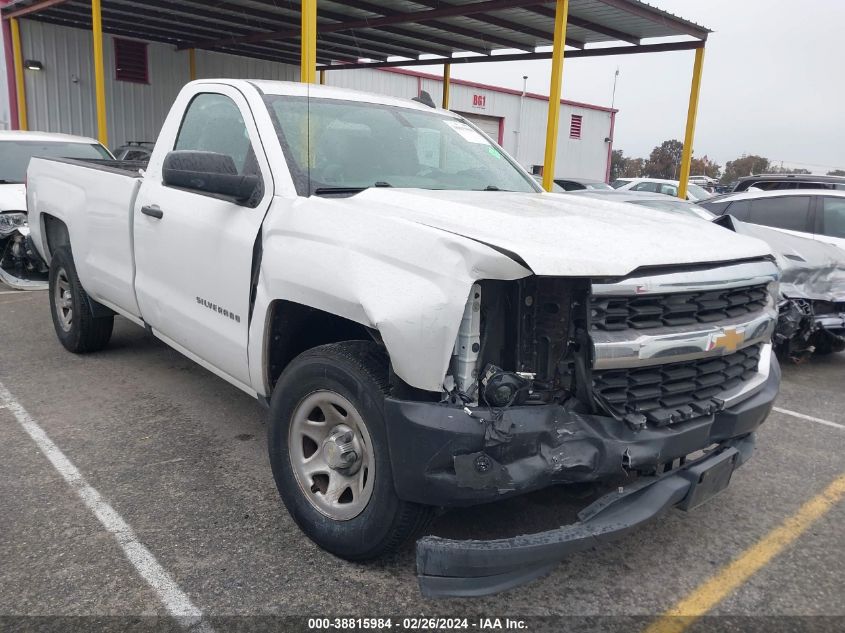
top-left (313, 186), bottom-right (367, 196)
top-left (314, 181), bottom-right (393, 196)
top-left (481, 185), bottom-right (510, 191)
top-left (0, 179), bottom-right (23, 184)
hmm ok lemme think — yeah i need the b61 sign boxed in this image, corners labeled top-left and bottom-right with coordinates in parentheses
top-left (472, 94), bottom-right (487, 109)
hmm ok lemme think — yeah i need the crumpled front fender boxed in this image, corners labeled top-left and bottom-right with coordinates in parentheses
top-left (247, 196), bottom-right (531, 394)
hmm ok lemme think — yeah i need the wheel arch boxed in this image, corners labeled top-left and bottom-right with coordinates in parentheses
top-left (263, 299), bottom-right (380, 393)
top-left (41, 213), bottom-right (71, 264)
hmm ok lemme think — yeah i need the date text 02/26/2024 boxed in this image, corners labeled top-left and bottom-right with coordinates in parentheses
top-left (307, 618), bottom-right (528, 630)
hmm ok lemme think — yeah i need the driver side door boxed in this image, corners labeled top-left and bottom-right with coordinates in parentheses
top-left (133, 86), bottom-right (273, 390)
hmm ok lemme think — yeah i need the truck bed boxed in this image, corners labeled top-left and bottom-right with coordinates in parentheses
top-left (45, 156), bottom-right (148, 177)
top-left (28, 155), bottom-right (145, 318)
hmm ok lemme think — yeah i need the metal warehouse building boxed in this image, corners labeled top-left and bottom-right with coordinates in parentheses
top-left (1, 17), bottom-right (616, 181)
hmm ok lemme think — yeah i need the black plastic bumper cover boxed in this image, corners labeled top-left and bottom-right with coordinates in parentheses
top-left (417, 434), bottom-right (756, 598)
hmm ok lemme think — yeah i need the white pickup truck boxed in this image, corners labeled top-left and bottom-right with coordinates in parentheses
top-left (28, 80), bottom-right (782, 597)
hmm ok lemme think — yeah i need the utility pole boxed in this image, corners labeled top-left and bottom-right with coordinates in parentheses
top-left (514, 75), bottom-right (528, 163)
top-left (611, 67), bottom-right (620, 110)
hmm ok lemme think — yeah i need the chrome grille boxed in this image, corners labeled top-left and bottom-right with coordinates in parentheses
top-left (592, 344), bottom-right (762, 427)
top-left (590, 284), bottom-right (769, 331)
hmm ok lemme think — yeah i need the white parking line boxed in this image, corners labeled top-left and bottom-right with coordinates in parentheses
top-left (0, 381), bottom-right (212, 631)
top-left (773, 406), bottom-right (845, 431)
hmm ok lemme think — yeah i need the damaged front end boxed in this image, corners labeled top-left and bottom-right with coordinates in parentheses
top-left (0, 213), bottom-right (49, 290)
top-left (381, 260), bottom-right (782, 596)
top-left (775, 297), bottom-right (845, 361)
top-left (715, 215), bottom-right (845, 362)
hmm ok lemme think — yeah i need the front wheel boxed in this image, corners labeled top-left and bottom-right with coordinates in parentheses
top-left (267, 341), bottom-right (433, 560)
top-left (48, 246), bottom-right (114, 353)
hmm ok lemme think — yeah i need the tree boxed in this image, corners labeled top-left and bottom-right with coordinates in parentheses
top-left (722, 155), bottom-right (770, 183)
top-left (623, 157), bottom-right (646, 178)
top-left (767, 166), bottom-right (811, 175)
top-left (689, 155), bottom-right (721, 179)
top-left (610, 149), bottom-right (627, 181)
top-left (645, 139), bottom-right (684, 179)
top-left (827, 169), bottom-right (845, 177)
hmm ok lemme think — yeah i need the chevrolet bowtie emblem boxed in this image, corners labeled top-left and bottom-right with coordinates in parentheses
top-left (709, 327), bottom-right (744, 353)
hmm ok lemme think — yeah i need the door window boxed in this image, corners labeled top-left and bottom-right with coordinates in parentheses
top-left (174, 93), bottom-right (256, 175)
top-left (821, 197), bottom-right (845, 238)
top-left (631, 182), bottom-right (660, 193)
top-left (724, 200), bottom-right (752, 221)
top-left (749, 196), bottom-right (811, 232)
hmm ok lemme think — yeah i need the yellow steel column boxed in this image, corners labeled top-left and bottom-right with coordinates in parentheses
top-left (542, 0), bottom-right (569, 192)
top-left (188, 48), bottom-right (197, 81)
top-left (10, 18), bottom-right (27, 131)
top-left (300, 0), bottom-right (317, 83)
top-left (91, 0), bottom-right (108, 146)
top-left (319, 69), bottom-right (326, 84)
top-left (678, 46), bottom-right (705, 200)
top-left (442, 63), bottom-right (451, 109)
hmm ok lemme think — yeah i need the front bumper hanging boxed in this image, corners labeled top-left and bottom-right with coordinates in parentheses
top-left (416, 433), bottom-right (756, 598)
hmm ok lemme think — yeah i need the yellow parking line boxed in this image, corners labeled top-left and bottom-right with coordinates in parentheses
top-left (643, 472), bottom-right (845, 633)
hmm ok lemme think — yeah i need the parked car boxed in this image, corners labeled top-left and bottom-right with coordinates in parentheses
top-left (0, 130), bottom-right (112, 289)
top-left (112, 141), bottom-right (155, 162)
top-left (610, 177), bottom-right (712, 202)
top-left (567, 189), bottom-right (715, 220)
top-left (699, 189), bottom-right (845, 252)
top-left (732, 173), bottom-right (845, 193)
top-left (576, 189), bottom-right (844, 361)
top-left (27, 79), bottom-right (781, 597)
top-left (689, 175), bottom-right (717, 193)
top-left (553, 176), bottom-right (613, 191)
top-left (532, 174), bottom-right (566, 192)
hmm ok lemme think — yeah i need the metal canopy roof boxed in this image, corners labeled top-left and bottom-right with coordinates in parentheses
top-left (2, 0), bottom-right (710, 68)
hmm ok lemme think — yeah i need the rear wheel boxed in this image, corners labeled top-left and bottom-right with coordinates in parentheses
top-left (268, 341), bottom-right (433, 560)
top-left (48, 247), bottom-right (114, 353)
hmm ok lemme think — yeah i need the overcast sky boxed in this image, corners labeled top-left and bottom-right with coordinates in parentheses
top-left (409, 0), bottom-right (845, 173)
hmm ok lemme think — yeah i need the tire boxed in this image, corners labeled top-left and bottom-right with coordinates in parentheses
top-left (268, 341), bottom-right (433, 560)
top-left (48, 246), bottom-right (114, 353)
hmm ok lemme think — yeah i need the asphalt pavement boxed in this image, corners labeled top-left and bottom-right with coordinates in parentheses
top-left (1, 285), bottom-right (843, 631)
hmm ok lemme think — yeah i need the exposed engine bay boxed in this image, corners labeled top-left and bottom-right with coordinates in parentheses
top-left (445, 277), bottom-right (587, 412)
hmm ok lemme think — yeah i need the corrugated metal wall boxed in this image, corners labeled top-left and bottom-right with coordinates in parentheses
top-left (15, 20), bottom-right (612, 179)
top-left (18, 20), bottom-right (299, 146)
top-left (0, 20), bottom-right (11, 129)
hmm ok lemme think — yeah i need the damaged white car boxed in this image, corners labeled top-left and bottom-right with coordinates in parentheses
top-left (0, 130), bottom-right (111, 290)
top-left (27, 80), bottom-right (782, 597)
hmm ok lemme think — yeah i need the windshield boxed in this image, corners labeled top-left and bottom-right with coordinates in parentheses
top-left (0, 140), bottom-right (111, 183)
top-left (687, 183), bottom-right (711, 199)
top-left (264, 96), bottom-right (538, 195)
top-left (586, 182), bottom-right (613, 190)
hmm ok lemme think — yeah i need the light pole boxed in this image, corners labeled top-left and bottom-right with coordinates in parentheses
top-left (514, 75), bottom-right (528, 163)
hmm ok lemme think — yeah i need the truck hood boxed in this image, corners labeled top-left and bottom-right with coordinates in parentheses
top-left (340, 189), bottom-right (773, 277)
top-left (0, 183), bottom-right (27, 212)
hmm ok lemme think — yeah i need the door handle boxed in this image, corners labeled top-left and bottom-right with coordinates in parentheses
top-left (141, 205), bottom-right (163, 219)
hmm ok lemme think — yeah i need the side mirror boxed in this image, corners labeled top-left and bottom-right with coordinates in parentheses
top-left (162, 150), bottom-right (261, 204)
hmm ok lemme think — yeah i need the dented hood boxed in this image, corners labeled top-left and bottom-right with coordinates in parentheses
top-left (0, 183), bottom-right (27, 212)
top-left (342, 189), bottom-right (772, 277)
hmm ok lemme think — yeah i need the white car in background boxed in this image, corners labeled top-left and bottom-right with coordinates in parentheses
top-left (611, 177), bottom-right (712, 202)
top-left (698, 189), bottom-right (845, 253)
top-left (0, 130), bottom-right (112, 289)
